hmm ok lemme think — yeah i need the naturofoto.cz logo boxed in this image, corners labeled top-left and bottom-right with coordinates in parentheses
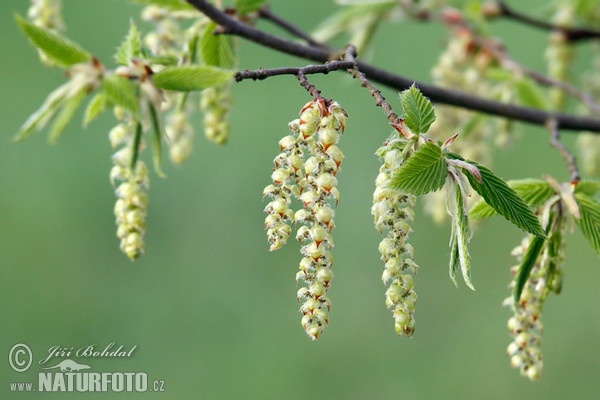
top-left (7, 343), bottom-right (165, 393)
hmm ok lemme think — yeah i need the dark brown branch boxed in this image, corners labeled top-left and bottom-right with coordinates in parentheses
top-left (341, 45), bottom-right (401, 125)
top-left (186, 0), bottom-right (600, 133)
top-left (547, 119), bottom-right (580, 182)
top-left (296, 72), bottom-right (322, 99)
top-left (257, 7), bottom-right (329, 50)
top-left (496, 1), bottom-right (600, 43)
top-left (235, 62), bottom-right (355, 82)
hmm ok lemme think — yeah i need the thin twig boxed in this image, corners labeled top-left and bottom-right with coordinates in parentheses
top-left (496, 1), bottom-right (600, 43)
top-left (547, 118), bottom-right (580, 182)
top-left (185, 0), bottom-right (600, 133)
top-left (461, 27), bottom-right (600, 115)
top-left (236, 62), bottom-right (355, 82)
top-left (296, 72), bottom-right (322, 99)
top-left (342, 45), bottom-right (401, 124)
top-left (257, 6), bottom-right (329, 50)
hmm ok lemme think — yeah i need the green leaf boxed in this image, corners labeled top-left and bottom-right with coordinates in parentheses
top-left (102, 74), bottom-right (140, 116)
top-left (148, 102), bottom-right (166, 177)
top-left (235, 0), bottom-right (266, 14)
top-left (129, 0), bottom-right (194, 11)
top-left (514, 77), bottom-right (549, 110)
top-left (48, 88), bottom-right (87, 143)
top-left (15, 83), bottom-right (71, 142)
top-left (447, 179), bottom-right (474, 290)
top-left (131, 122), bottom-right (143, 171)
top-left (514, 235), bottom-right (545, 304)
top-left (512, 179), bottom-right (555, 209)
top-left (400, 85), bottom-right (436, 134)
top-left (389, 142), bottom-right (447, 195)
top-left (469, 197), bottom-right (497, 219)
top-left (448, 155), bottom-right (545, 237)
top-left (152, 66), bottom-right (234, 92)
top-left (115, 21), bottom-right (143, 66)
top-left (15, 14), bottom-right (90, 68)
top-left (83, 92), bottom-right (108, 126)
top-left (575, 180), bottom-right (600, 197)
top-left (575, 193), bottom-right (600, 255)
top-left (200, 22), bottom-right (236, 69)
top-left (470, 179), bottom-right (555, 219)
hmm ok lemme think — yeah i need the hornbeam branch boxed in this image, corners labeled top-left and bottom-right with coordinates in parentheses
top-left (186, 0), bottom-right (600, 134)
top-left (496, 1), bottom-right (600, 43)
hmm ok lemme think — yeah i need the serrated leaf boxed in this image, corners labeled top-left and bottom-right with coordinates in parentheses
top-left (235, 0), bottom-right (266, 14)
top-left (48, 88), bottom-right (87, 143)
top-left (102, 74), bottom-right (140, 115)
top-left (200, 22), bottom-right (236, 69)
top-left (83, 92), bottom-right (108, 126)
top-left (389, 142), bottom-right (447, 195)
top-left (514, 77), bottom-right (549, 110)
top-left (470, 179), bottom-right (555, 219)
top-left (148, 102), bottom-right (166, 177)
top-left (15, 14), bottom-right (90, 68)
top-left (153, 65), bottom-right (234, 92)
top-left (512, 179), bottom-right (555, 208)
top-left (575, 193), bottom-right (600, 255)
top-left (400, 85), bottom-right (436, 134)
top-left (448, 154), bottom-right (545, 237)
top-left (514, 235), bottom-right (545, 304)
top-left (129, 0), bottom-right (195, 11)
top-left (115, 21), bottom-right (143, 66)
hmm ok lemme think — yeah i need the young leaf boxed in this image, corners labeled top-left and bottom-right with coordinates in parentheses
top-left (449, 154), bottom-right (545, 237)
top-left (48, 88), bottom-right (87, 143)
top-left (469, 198), bottom-right (496, 219)
top-left (514, 234), bottom-right (546, 304)
top-left (470, 179), bottom-right (555, 219)
top-left (15, 14), bottom-right (90, 68)
top-left (400, 85), bottom-right (436, 134)
top-left (83, 92), bottom-right (108, 126)
top-left (152, 66), bottom-right (234, 92)
top-left (129, 0), bottom-right (194, 11)
top-left (148, 103), bottom-right (166, 177)
top-left (131, 122), bottom-right (143, 171)
top-left (512, 179), bottom-right (555, 209)
top-left (102, 74), bottom-right (140, 116)
top-left (446, 178), bottom-right (475, 290)
top-left (235, 0), bottom-right (266, 14)
top-left (575, 193), bottom-right (600, 255)
top-left (575, 180), bottom-right (600, 197)
top-left (389, 142), bottom-right (447, 195)
top-left (200, 22), bottom-right (236, 69)
top-left (14, 83), bottom-right (71, 142)
top-left (115, 21), bottom-right (143, 66)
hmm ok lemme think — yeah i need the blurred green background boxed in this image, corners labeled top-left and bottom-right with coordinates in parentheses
top-left (1, 1), bottom-right (599, 399)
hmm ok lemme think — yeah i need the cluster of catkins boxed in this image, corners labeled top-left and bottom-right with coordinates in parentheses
top-left (110, 121), bottom-right (150, 261)
top-left (504, 225), bottom-right (565, 381)
top-left (142, 5), bottom-right (233, 164)
top-left (263, 98), bottom-right (346, 340)
top-left (372, 138), bottom-right (419, 336)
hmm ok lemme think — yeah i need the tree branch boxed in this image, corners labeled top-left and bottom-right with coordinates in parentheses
top-left (547, 119), bottom-right (580, 183)
top-left (495, 1), bottom-right (600, 43)
top-left (257, 6), bottom-right (329, 50)
top-left (186, 0), bottom-right (600, 134)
